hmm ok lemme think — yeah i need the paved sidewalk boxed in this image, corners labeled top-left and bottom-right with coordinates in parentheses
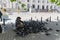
top-left (0, 29), bottom-right (60, 40)
top-left (0, 13), bottom-right (60, 40)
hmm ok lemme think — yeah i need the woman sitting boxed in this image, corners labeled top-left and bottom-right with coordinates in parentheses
top-left (15, 17), bottom-right (24, 31)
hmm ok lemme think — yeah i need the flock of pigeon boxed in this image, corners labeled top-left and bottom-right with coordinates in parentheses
top-left (15, 19), bottom-right (60, 37)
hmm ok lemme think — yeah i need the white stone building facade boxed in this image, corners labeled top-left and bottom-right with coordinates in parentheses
top-left (0, 0), bottom-right (59, 12)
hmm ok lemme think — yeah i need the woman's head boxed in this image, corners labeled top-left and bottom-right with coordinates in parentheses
top-left (16, 17), bottom-right (21, 20)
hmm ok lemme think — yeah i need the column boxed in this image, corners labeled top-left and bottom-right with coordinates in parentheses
top-left (29, 5), bottom-right (31, 13)
top-left (29, 0), bottom-right (32, 13)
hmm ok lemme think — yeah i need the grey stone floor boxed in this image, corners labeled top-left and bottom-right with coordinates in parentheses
top-left (0, 29), bottom-right (60, 40)
top-left (0, 21), bottom-right (60, 40)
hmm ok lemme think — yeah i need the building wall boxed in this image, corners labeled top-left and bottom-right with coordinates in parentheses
top-left (20, 0), bottom-right (56, 12)
top-left (0, 0), bottom-right (57, 12)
